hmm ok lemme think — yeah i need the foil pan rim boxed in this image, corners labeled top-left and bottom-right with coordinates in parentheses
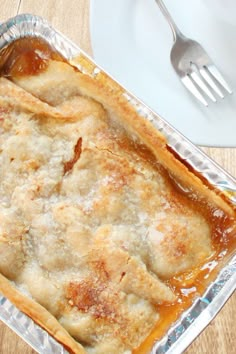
top-left (0, 13), bottom-right (235, 354)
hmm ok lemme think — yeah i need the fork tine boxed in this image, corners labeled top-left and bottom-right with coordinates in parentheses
top-left (190, 71), bottom-right (216, 102)
top-left (207, 65), bottom-right (233, 94)
top-left (199, 67), bottom-right (224, 98)
top-left (181, 75), bottom-right (208, 106)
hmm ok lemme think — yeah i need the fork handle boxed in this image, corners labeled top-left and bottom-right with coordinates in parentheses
top-left (155, 0), bottom-right (183, 42)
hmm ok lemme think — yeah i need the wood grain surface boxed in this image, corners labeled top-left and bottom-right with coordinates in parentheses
top-left (0, 0), bottom-right (235, 353)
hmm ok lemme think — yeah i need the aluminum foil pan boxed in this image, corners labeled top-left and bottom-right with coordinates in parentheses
top-left (0, 13), bottom-right (235, 354)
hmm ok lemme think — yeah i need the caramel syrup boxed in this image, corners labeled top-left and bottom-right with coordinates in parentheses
top-left (0, 37), bottom-right (64, 77)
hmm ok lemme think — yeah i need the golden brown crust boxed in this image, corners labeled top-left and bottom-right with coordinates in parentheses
top-left (0, 274), bottom-right (85, 354)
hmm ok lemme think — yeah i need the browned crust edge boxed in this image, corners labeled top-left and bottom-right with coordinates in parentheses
top-left (0, 274), bottom-right (85, 354)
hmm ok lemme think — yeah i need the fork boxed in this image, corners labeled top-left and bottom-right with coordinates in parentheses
top-left (155, 0), bottom-right (232, 106)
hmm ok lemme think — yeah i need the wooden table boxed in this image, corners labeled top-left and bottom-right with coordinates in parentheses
top-left (0, 1), bottom-right (235, 353)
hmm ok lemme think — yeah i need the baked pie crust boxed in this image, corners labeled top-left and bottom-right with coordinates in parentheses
top-left (0, 40), bottom-right (235, 354)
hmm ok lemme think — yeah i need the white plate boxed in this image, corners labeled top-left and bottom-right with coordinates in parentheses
top-left (90, 0), bottom-right (236, 147)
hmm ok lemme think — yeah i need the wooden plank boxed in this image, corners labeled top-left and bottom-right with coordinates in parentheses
top-left (0, 0), bottom-right (19, 21)
top-left (0, 321), bottom-right (35, 354)
top-left (18, 0), bottom-right (92, 54)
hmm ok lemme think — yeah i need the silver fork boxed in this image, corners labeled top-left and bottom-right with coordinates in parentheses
top-left (155, 0), bottom-right (232, 106)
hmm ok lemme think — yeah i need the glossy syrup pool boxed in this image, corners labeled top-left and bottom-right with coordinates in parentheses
top-left (0, 37), bottom-right (64, 77)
